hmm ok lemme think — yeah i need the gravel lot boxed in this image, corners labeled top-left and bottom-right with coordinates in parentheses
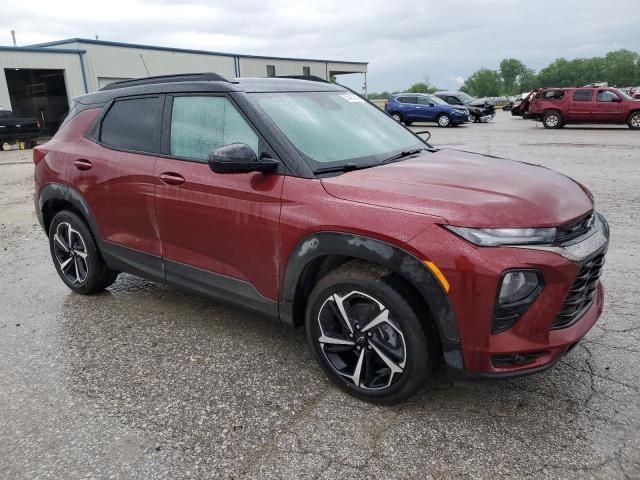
top-left (1, 112), bottom-right (639, 479)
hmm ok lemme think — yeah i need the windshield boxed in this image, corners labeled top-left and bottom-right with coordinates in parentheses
top-left (457, 92), bottom-right (475, 103)
top-left (251, 91), bottom-right (425, 168)
top-left (427, 95), bottom-right (449, 106)
top-left (614, 88), bottom-right (632, 100)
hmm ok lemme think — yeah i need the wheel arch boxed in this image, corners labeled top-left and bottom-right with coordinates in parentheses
top-left (39, 183), bottom-right (101, 240)
top-left (280, 232), bottom-right (463, 369)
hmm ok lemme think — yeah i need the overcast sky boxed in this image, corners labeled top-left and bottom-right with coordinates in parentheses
top-left (2, 0), bottom-right (639, 92)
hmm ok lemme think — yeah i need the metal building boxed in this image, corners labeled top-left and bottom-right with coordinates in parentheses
top-left (0, 38), bottom-right (367, 134)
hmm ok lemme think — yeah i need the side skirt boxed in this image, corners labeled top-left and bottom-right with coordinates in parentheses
top-left (101, 241), bottom-right (278, 320)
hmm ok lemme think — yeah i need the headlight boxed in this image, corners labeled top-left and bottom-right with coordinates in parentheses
top-left (445, 226), bottom-right (556, 246)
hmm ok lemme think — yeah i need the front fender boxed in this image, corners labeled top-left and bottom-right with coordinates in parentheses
top-left (280, 232), bottom-right (463, 372)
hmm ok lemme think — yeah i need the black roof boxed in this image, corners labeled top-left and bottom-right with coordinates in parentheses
top-left (76, 74), bottom-right (345, 105)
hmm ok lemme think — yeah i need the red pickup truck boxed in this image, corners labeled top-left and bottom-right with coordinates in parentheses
top-left (527, 87), bottom-right (640, 129)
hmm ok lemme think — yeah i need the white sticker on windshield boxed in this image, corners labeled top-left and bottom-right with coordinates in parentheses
top-left (339, 93), bottom-right (364, 103)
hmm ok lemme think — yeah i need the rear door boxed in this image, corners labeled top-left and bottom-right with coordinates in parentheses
top-left (154, 94), bottom-right (283, 303)
top-left (69, 95), bottom-right (164, 277)
top-left (593, 89), bottom-right (624, 123)
top-left (396, 96), bottom-right (419, 121)
top-left (567, 89), bottom-right (594, 121)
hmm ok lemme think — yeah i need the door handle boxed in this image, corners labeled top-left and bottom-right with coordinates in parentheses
top-left (73, 159), bottom-right (92, 171)
top-left (159, 172), bottom-right (185, 186)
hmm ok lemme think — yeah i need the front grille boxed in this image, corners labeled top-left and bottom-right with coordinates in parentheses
top-left (553, 252), bottom-right (605, 329)
top-left (554, 213), bottom-right (594, 244)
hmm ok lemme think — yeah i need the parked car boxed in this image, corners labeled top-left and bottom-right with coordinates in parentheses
top-left (527, 87), bottom-right (640, 129)
top-left (385, 93), bottom-right (470, 127)
top-left (34, 73), bottom-right (609, 403)
top-left (0, 106), bottom-right (40, 148)
top-left (434, 91), bottom-right (495, 122)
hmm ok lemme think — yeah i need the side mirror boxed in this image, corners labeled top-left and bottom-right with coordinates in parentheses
top-left (613, 96), bottom-right (622, 103)
top-left (207, 143), bottom-right (279, 174)
top-left (427, 103), bottom-right (435, 107)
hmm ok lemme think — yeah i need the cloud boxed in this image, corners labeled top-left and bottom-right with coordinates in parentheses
top-left (1, 0), bottom-right (638, 92)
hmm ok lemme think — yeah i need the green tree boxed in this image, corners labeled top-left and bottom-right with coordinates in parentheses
top-left (461, 68), bottom-right (503, 97)
top-left (499, 58), bottom-right (528, 95)
top-left (517, 67), bottom-right (537, 93)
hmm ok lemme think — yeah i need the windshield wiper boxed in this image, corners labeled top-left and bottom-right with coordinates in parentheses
top-left (380, 149), bottom-right (427, 165)
top-left (313, 162), bottom-right (368, 175)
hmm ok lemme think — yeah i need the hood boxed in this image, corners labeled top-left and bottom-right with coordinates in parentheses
top-left (321, 150), bottom-right (593, 228)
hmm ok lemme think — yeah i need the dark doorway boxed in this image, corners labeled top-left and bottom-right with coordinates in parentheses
top-left (4, 68), bottom-right (70, 135)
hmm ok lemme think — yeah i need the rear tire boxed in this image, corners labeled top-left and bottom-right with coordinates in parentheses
top-left (49, 211), bottom-right (118, 294)
top-left (542, 110), bottom-right (563, 129)
top-left (305, 261), bottom-right (433, 404)
top-left (437, 114), bottom-right (451, 128)
top-left (627, 111), bottom-right (640, 129)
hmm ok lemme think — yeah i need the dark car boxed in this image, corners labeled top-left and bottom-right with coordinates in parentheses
top-left (528, 87), bottom-right (640, 129)
top-left (385, 93), bottom-right (470, 127)
top-left (0, 107), bottom-right (40, 147)
top-left (434, 91), bottom-right (495, 122)
top-left (34, 73), bottom-right (609, 403)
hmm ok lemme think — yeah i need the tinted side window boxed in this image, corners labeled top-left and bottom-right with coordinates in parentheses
top-left (100, 97), bottom-right (163, 153)
top-left (572, 90), bottom-right (593, 102)
top-left (417, 97), bottom-right (434, 105)
top-left (399, 96), bottom-right (418, 104)
top-left (170, 96), bottom-right (259, 161)
top-left (446, 96), bottom-right (461, 105)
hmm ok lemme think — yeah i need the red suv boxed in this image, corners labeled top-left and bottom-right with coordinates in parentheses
top-left (528, 86), bottom-right (640, 129)
top-left (34, 74), bottom-right (610, 403)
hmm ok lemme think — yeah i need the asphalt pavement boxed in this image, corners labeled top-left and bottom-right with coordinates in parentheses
top-left (1, 112), bottom-right (639, 479)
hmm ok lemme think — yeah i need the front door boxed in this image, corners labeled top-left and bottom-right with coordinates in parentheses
top-left (154, 94), bottom-right (283, 305)
top-left (593, 89), bottom-right (625, 123)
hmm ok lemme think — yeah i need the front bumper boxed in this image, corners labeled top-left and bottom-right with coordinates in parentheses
top-left (408, 214), bottom-right (609, 383)
top-left (477, 114), bottom-right (494, 123)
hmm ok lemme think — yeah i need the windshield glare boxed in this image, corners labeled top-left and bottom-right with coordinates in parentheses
top-left (458, 92), bottom-right (475, 103)
top-left (252, 91), bottom-right (425, 168)
top-left (614, 88), bottom-right (632, 100)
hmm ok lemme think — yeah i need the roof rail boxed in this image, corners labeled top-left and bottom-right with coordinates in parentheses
top-left (274, 75), bottom-right (331, 84)
top-left (100, 73), bottom-right (231, 91)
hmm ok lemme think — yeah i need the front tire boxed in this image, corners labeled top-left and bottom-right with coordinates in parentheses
top-left (390, 112), bottom-right (403, 124)
top-left (627, 111), bottom-right (640, 129)
top-left (49, 211), bottom-right (118, 294)
top-left (437, 113), bottom-right (451, 128)
top-left (542, 110), bottom-right (562, 129)
top-left (305, 262), bottom-right (432, 404)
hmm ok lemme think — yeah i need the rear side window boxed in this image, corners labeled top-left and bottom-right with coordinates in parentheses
top-left (170, 96), bottom-right (259, 161)
top-left (572, 90), bottom-right (593, 102)
top-left (397, 96), bottom-right (418, 104)
top-left (100, 97), bottom-right (163, 153)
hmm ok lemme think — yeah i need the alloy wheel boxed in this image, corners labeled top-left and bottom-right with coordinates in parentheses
top-left (53, 222), bottom-right (89, 284)
top-left (438, 115), bottom-right (450, 127)
top-left (392, 113), bottom-right (402, 123)
top-left (631, 114), bottom-right (640, 128)
top-left (545, 114), bottom-right (559, 127)
top-left (316, 290), bottom-right (406, 390)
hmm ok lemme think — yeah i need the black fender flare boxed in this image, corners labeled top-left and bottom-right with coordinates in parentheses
top-left (38, 182), bottom-right (102, 240)
top-left (279, 232), bottom-right (463, 371)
